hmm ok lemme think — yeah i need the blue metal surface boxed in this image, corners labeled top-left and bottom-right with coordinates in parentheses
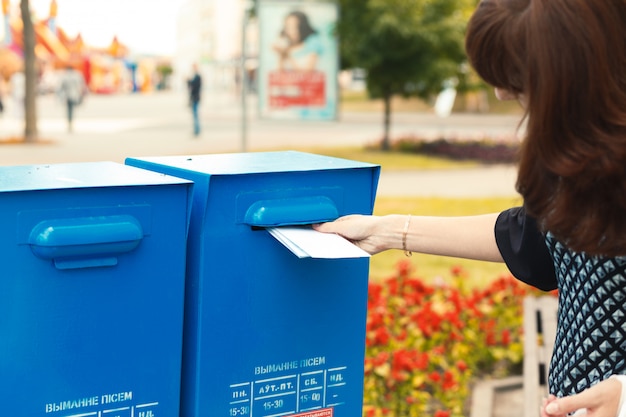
top-left (244, 196), bottom-right (339, 227)
top-left (28, 215), bottom-right (144, 269)
top-left (126, 151), bottom-right (380, 417)
top-left (0, 162), bottom-right (192, 417)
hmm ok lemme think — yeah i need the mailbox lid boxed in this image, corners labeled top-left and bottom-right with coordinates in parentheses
top-left (0, 160), bottom-right (190, 193)
top-left (126, 150), bottom-right (379, 176)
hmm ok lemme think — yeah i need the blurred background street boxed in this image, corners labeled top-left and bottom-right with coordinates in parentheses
top-left (0, 0), bottom-right (524, 198)
top-left (0, 90), bottom-right (520, 197)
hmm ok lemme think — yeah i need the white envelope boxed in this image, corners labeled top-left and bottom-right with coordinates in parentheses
top-left (267, 225), bottom-right (370, 259)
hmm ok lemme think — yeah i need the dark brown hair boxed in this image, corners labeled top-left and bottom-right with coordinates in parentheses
top-left (282, 11), bottom-right (317, 45)
top-left (466, 0), bottom-right (626, 256)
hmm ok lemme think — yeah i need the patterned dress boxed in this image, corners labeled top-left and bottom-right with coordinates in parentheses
top-left (495, 207), bottom-right (626, 397)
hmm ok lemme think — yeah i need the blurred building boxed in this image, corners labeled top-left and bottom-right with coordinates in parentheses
top-left (174, 0), bottom-right (257, 93)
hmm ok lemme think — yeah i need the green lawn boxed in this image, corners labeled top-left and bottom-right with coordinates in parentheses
top-left (339, 89), bottom-right (525, 115)
top-left (292, 146), bottom-right (478, 171)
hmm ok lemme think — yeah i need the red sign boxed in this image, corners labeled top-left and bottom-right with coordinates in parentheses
top-left (268, 71), bottom-right (326, 108)
top-left (291, 408), bottom-right (333, 417)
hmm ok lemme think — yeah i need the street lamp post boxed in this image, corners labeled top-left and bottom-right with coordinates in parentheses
top-left (240, 1), bottom-right (254, 153)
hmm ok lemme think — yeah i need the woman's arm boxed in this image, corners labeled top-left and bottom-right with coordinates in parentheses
top-left (313, 213), bottom-right (504, 262)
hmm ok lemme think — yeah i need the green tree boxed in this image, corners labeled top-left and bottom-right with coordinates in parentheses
top-left (20, 0), bottom-right (37, 142)
top-left (337, 0), bottom-right (474, 150)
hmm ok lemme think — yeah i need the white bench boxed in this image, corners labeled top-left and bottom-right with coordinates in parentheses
top-left (469, 295), bottom-right (558, 417)
top-left (523, 296), bottom-right (559, 417)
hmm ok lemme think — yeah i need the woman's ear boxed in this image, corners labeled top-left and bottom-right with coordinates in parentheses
top-left (494, 87), bottom-right (518, 101)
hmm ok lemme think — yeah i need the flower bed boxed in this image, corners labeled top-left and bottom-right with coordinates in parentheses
top-left (363, 260), bottom-right (555, 417)
top-left (389, 136), bottom-right (520, 164)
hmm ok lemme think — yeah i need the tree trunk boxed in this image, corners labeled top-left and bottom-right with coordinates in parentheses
top-left (21, 0), bottom-right (37, 143)
top-left (381, 89), bottom-right (392, 151)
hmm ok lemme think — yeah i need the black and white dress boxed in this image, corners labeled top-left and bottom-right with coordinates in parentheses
top-left (495, 207), bottom-right (626, 397)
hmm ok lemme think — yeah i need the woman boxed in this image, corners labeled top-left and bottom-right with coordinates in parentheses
top-left (187, 63), bottom-right (202, 137)
top-left (314, 0), bottom-right (626, 413)
top-left (272, 11), bottom-right (322, 71)
top-left (56, 65), bottom-right (87, 133)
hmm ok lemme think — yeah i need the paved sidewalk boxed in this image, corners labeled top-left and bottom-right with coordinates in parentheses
top-left (0, 90), bottom-right (521, 198)
top-left (378, 165), bottom-right (518, 198)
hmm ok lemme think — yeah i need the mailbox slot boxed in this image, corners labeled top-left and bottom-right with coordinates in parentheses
top-left (243, 195), bottom-right (338, 227)
top-left (237, 186), bottom-right (343, 227)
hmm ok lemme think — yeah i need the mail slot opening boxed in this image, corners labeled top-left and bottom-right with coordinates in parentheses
top-left (244, 195), bottom-right (339, 227)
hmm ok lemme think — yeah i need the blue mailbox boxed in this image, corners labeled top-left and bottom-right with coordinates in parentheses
top-left (126, 151), bottom-right (380, 417)
top-left (0, 162), bottom-right (192, 417)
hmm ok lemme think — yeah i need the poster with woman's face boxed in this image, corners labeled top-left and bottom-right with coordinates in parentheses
top-left (258, 0), bottom-right (338, 121)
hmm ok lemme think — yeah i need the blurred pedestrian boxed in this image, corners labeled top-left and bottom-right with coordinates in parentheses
top-left (0, 78), bottom-right (5, 116)
top-left (57, 64), bottom-right (87, 133)
top-left (187, 63), bottom-right (202, 137)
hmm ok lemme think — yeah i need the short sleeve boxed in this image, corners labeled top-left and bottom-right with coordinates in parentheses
top-left (495, 207), bottom-right (557, 291)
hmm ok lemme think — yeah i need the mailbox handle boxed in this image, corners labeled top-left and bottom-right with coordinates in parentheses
top-left (244, 196), bottom-right (339, 227)
top-left (28, 215), bottom-right (144, 270)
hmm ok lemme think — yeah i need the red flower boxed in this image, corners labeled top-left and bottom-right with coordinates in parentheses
top-left (366, 310), bottom-right (385, 330)
top-left (450, 331), bottom-right (463, 341)
top-left (448, 288), bottom-right (464, 311)
top-left (367, 283), bottom-right (384, 310)
top-left (391, 349), bottom-right (411, 372)
top-left (386, 277), bottom-right (400, 296)
top-left (373, 351), bottom-right (389, 366)
top-left (443, 311), bottom-right (463, 329)
top-left (415, 352), bottom-right (429, 371)
top-left (434, 410), bottom-right (451, 417)
top-left (482, 319), bottom-right (497, 346)
top-left (372, 327), bottom-right (390, 346)
top-left (412, 302), bottom-right (442, 337)
top-left (501, 329), bottom-right (511, 345)
top-left (428, 371), bottom-right (441, 382)
top-left (450, 265), bottom-right (465, 277)
top-left (397, 259), bottom-right (412, 276)
top-left (431, 345), bottom-right (445, 355)
top-left (456, 360), bottom-right (468, 372)
top-left (442, 370), bottom-right (456, 390)
top-left (391, 369), bottom-right (407, 382)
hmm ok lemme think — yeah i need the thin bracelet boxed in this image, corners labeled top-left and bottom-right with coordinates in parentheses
top-left (403, 214), bottom-right (412, 257)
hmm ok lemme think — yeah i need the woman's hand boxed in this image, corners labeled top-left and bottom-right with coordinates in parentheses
top-left (313, 215), bottom-right (391, 255)
top-left (541, 377), bottom-right (623, 417)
